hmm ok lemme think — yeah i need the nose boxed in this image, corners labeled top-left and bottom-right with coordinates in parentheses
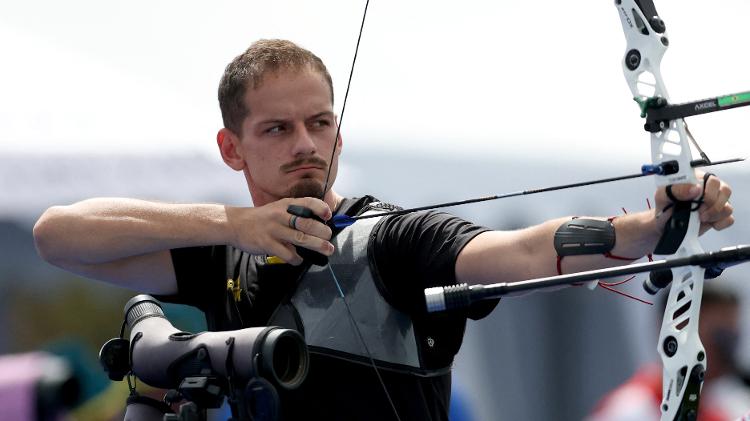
top-left (291, 124), bottom-right (317, 156)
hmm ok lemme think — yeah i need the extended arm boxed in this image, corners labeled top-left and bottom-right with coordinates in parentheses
top-left (456, 179), bottom-right (733, 285)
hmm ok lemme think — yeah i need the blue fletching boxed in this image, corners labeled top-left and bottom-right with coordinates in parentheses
top-left (332, 214), bottom-right (356, 229)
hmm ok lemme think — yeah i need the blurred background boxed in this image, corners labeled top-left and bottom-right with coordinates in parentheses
top-left (1, 0), bottom-right (748, 419)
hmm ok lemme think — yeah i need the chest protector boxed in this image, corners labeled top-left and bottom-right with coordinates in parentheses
top-left (267, 211), bottom-right (447, 377)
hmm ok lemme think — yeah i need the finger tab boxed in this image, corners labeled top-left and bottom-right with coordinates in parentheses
top-left (287, 205), bottom-right (315, 218)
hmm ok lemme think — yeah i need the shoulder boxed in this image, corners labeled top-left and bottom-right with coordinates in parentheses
top-left (336, 195), bottom-right (400, 217)
top-left (373, 210), bottom-right (488, 243)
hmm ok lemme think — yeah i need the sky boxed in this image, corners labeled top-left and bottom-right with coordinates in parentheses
top-left (0, 0), bottom-right (748, 163)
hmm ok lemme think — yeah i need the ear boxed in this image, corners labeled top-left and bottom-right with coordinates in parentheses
top-left (217, 128), bottom-right (246, 171)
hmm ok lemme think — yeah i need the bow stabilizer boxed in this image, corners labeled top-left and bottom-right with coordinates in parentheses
top-left (425, 245), bottom-right (750, 313)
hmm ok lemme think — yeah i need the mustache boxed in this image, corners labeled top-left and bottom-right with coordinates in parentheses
top-left (280, 157), bottom-right (329, 173)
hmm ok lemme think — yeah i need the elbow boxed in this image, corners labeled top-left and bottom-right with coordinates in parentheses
top-left (33, 206), bottom-right (68, 264)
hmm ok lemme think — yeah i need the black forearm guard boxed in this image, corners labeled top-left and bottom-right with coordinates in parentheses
top-left (554, 219), bottom-right (616, 256)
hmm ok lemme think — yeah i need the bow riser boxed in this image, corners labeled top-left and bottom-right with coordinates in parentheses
top-left (618, 1), bottom-right (696, 186)
top-left (658, 235), bottom-right (706, 419)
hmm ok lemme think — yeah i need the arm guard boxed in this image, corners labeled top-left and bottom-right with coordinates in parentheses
top-left (554, 218), bottom-right (616, 256)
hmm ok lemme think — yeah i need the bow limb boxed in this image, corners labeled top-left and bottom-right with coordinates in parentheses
top-left (617, 1), bottom-right (706, 419)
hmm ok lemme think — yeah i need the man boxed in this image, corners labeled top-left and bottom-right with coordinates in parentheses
top-left (33, 39), bottom-right (734, 420)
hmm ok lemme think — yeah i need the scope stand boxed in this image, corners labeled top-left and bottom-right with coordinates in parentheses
top-left (164, 376), bottom-right (226, 421)
top-left (162, 375), bottom-right (280, 421)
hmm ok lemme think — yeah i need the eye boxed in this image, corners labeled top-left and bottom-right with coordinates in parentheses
top-left (264, 125), bottom-right (285, 135)
top-left (311, 118), bottom-right (332, 129)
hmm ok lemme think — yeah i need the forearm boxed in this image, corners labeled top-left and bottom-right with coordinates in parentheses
top-left (34, 198), bottom-right (235, 265)
top-left (457, 210), bottom-right (662, 284)
top-left (560, 210), bottom-right (661, 275)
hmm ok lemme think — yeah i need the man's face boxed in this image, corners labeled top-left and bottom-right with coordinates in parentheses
top-left (235, 68), bottom-right (340, 205)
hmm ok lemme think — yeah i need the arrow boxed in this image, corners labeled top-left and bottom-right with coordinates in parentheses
top-left (331, 157), bottom-right (743, 229)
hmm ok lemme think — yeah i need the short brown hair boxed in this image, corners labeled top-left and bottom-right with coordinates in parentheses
top-left (218, 39), bottom-right (334, 135)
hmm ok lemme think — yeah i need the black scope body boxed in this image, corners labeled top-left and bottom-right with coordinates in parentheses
top-left (124, 295), bottom-right (308, 391)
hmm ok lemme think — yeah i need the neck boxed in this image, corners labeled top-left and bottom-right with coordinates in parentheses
top-left (325, 189), bottom-right (344, 213)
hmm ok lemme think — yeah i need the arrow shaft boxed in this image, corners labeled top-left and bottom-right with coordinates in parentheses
top-left (347, 158), bottom-right (743, 223)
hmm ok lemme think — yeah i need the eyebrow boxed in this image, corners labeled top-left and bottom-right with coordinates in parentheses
top-left (256, 118), bottom-right (287, 127)
top-left (308, 111), bottom-right (335, 120)
top-left (255, 111), bottom-right (334, 127)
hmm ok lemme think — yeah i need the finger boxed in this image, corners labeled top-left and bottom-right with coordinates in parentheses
top-left (292, 197), bottom-right (333, 221)
top-left (697, 178), bottom-right (719, 219)
top-left (700, 194), bottom-right (732, 223)
top-left (288, 214), bottom-right (299, 230)
top-left (712, 215), bottom-right (735, 231)
top-left (280, 226), bottom-right (335, 256)
top-left (702, 174), bottom-right (730, 200)
top-left (698, 175), bottom-right (723, 202)
top-left (268, 242), bottom-right (303, 266)
top-left (699, 182), bottom-right (732, 223)
top-left (666, 183), bottom-right (702, 202)
top-left (702, 202), bottom-right (734, 227)
top-left (291, 215), bottom-right (333, 240)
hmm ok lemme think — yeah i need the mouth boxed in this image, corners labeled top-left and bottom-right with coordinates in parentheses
top-left (282, 157), bottom-right (329, 176)
top-left (287, 166), bottom-right (324, 173)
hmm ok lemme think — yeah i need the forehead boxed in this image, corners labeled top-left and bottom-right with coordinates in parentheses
top-left (244, 68), bottom-right (333, 119)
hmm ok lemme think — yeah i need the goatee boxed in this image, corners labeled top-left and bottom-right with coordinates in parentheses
top-left (289, 179), bottom-right (324, 198)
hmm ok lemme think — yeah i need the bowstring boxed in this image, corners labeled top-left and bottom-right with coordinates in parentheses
top-left (319, 1), bottom-right (402, 420)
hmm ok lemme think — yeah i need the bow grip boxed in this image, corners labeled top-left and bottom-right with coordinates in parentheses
top-left (653, 200), bottom-right (691, 255)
